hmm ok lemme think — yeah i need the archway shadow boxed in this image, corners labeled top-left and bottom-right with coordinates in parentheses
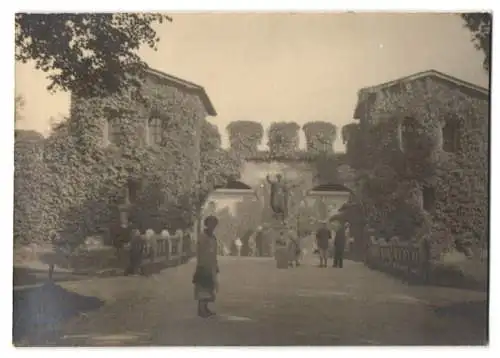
top-left (13, 283), bottom-right (104, 345)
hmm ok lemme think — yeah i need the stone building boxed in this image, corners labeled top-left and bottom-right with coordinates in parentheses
top-left (350, 69), bottom-right (489, 249)
top-left (68, 67), bottom-right (217, 233)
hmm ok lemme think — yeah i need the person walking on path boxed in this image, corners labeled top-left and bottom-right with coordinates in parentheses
top-left (234, 237), bottom-right (243, 257)
top-left (333, 222), bottom-right (347, 268)
top-left (316, 222), bottom-right (332, 268)
top-left (192, 216), bottom-right (220, 318)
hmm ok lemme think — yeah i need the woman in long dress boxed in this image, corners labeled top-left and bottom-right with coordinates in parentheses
top-left (192, 216), bottom-right (220, 318)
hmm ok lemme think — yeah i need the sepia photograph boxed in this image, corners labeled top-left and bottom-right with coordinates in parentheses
top-left (12, 10), bottom-right (490, 347)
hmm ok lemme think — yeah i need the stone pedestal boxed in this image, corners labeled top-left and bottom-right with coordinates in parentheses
top-left (266, 217), bottom-right (290, 268)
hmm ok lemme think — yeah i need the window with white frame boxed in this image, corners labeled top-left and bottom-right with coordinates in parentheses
top-left (105, 117), bottom-right (121, 146)
top-left (148, 117), bottom-right (163, 146)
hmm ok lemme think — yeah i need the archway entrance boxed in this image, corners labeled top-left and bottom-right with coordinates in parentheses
top-left (291, 183), bottom-right (353, 259)
top-left (201, 181), bottom-right (259, 256)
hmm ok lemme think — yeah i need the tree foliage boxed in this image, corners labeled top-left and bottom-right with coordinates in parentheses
top-left (267, 122), bottom-right (300, 156)
top-left (199, 120), bottom-right (242, 205)
top-left (341, 122), bottom-right (364, 169)
top-left (302, 121), bottom-right (336, 153)
top-left (461, 12), bottom-right (492, 72)
top-left (15, 13), bottom-right (172, 97)
top-left (226, 120), bottom-right (263, 158)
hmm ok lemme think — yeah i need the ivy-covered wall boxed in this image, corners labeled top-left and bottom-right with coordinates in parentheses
top-left (345, 74), bottom-right (489, 257)
top-left (67, 72), bottom-right (206, 233)
top-left (14, 130), bottom-right (47, 245)
top-left (28, 69), bottom-right (241, 247)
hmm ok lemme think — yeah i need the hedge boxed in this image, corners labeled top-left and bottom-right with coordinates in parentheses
top-left (267, 122), bottom-right (300, 156)
top-left (302, 121), bottom-right (336, 154)
top-left (226, 121), bottom-right (263, 158)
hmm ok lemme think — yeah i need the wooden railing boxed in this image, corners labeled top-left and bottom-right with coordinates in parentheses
top-left (139, 230), bottom-right (194, 269)
top-left (365, 238), bottom-right (430, 283)
top-left (47, 229), bottom-right (195, 280)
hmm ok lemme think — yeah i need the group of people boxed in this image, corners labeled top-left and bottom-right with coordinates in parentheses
top-left (233, 235), bottom-right (257, 257)
top-left (315, 221), bottom-right (351, 268)
top-left (191, 215), bottom-right (355, 318)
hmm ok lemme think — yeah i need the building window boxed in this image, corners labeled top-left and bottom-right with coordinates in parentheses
top-left (400, 117), bottom-right (416, 152)
top-left (105, 117), bottom-right (121, 146)
top-left (442, 119), bottom-right (460, 153)
top-left (148, 117), bottom-right (163, 146)
top-left (422, 185), bottom-right (436, 212)
top-left (126, 179), bottom-right (135, 204)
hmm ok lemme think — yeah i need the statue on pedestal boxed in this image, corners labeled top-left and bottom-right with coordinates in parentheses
top-left (266, 173), bottom-right (304, 223)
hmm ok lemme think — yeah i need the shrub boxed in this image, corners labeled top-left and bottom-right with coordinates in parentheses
top-left (226, 121), bottom-right (263, 158)
top-left (267, 122), bottom-right (300, 156)
top-left (302, 121), bottom-right (336, 153)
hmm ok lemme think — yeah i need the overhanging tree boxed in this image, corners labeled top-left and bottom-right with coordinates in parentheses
top-left (461, 12), bottom-right (492, 72)
top-left (15, 13), bottom-right (172, 97)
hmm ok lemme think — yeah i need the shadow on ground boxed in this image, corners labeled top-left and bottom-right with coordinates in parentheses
top-left (13, 267), bottom-right (89, 287)
top-left (433, 300), bottom-right (488, 326)
top-left (432, 300), bottom-right (489, 345)
top-left (13, 283), bottom-right (104, 346)
top-left (366, 261), bottom-right (488, 293)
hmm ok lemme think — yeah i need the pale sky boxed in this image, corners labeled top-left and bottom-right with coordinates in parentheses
top-left (14, 12), bottom-right (489, 152)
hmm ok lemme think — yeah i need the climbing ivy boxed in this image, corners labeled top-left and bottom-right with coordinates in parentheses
top-left (346, 77), bottom-right (489, 255)
top-left (226, 121), bottom-right (263, 158)
top-left (267, 122), bottom-right (300, 156)
top-left (341, 123), bottom-right (365, 170)
top-left (14, 130), bottom-right (48, 245)
top-left (302, 121), bottom-right (336, 153)
top-left (31, 72), bottom-right (239, 244)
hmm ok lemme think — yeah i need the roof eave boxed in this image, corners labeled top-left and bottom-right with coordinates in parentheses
top-left (199, 88), bottom-right (217, 116)
top-left (144, 67), bottom-right (217, 117)
top-left (356, 70), bottom-right (489, 100)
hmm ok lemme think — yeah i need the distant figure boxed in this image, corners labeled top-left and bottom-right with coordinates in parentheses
top-left (125, 228), bottom-right (144, 276)
top-left (334, 223), bottom-right (347, 268)
top-left (234, 237), bottom-right (243, 256)
top-left (345, 222), bottom-right (355, 253)
top-left (316, 223), bottom-right (332, 268)
top-left (288, 231), bottom-right (301, 267)
top-left (248, 232), bottom-right (257, 257)
top-left (255, 226), bottom-right (264, 256)
top-left (192, 215), bottom-right (220, 318)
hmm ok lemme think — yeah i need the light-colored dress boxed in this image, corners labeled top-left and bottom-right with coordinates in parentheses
top-left (193, 231), bottom-right (219, 302)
